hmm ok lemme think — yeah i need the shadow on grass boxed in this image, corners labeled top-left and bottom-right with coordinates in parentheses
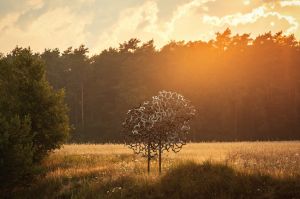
top-left (102, 161), bottom-right (300, 199)
top-left (10, 161), bottom-right (300, 199)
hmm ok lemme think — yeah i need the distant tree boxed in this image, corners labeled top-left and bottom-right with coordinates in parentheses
top-left (123, 91), bottom-right (196, 174)
top-left (214, 27), bottom-right (232, 51)
top-left (119, 38), bottom-right (140, 53)
top-left (41, 48), bottom-right (64, 89)
top-left (59, 45), bottom-right (90, 136)
top-left (38, 30), bottom-right (300, 142)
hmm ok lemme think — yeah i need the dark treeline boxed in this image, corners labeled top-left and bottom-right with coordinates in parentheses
top-left (34, 29), bottom-right (300, 142)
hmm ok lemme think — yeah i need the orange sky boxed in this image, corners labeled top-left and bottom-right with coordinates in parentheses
top-left (0, 0), bottom-right (300, 54)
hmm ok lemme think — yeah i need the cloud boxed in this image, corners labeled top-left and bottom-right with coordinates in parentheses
top-left (91, 0), bottom-right (214, 53)
top-left (159, 0), bottom-right (217, 42)
top-left (91, 1), bottom-right (161, 54)
top-left (27, 0), bottom-right (44, 8)
top-left (280, 0), bottom-right (300, 7)
top-left (202, 5), bottom-right (298, 34)
top-left (0, 6), bottom-right (92, 53)
top-left (0, 0), bottom-right (300, 54)
top-left (164, 0), bottom-right (213, 40)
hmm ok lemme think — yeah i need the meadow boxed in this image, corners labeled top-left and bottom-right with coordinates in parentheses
top-left (13, 141), bottom-right (300, 199)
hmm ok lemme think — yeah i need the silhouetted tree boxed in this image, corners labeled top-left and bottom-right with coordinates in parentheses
top-left (35, 29), bottom-right (300, 142)
top-left (123, 91), bottom-right (195, 174)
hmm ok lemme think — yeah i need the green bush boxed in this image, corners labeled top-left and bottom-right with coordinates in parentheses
top-left (0, 47), bottom-right (70, 191)
top-left (0, 115), bottom-right (34, 188)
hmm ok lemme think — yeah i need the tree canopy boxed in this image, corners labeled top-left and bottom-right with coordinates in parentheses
top-left (123, 91), bottom-right (195, 173)
top-left (0, 48), bottom-right (70, 189)
top-left (10, 29), bottom-right (300, 142)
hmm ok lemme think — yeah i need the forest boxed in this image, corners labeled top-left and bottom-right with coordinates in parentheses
top-left (26, 29), bottom-right (300, 142)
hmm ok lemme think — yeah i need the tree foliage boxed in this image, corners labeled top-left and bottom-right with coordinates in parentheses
top-left (123, 91), bottom-right (195, 173)
top-left (0, 48), bottom-right (70, 189)
top-left (14, 29), bottom-right (300, 142)
top-left (0, 115), bottom-right (34, 188)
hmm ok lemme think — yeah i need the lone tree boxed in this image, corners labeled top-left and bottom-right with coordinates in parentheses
top-left (123, 91), bottom-right (196, 174)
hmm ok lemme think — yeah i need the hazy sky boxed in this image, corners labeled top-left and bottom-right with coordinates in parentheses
top-left (1, 0), bottom-right (300, 55)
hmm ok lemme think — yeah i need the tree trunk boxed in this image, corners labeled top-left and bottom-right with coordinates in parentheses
top-left (81, 82), bottom-right (84, 129)
top-left (295, 88), bottom-right (298, 121)
top-left (158, 140), bottom-right (162, 174)
top-left (233, 100), bottom-right (238, 138)
top-left (147, 141), bottom-right (150, 174)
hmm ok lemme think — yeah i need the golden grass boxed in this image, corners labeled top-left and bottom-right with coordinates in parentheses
top-left (46, 141), bottom-right (300, 179)
top-left (15, 141), bottom-right (300, 198)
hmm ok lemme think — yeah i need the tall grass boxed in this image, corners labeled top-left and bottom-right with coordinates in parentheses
top-left (10, 141), bottom-right (300, 198)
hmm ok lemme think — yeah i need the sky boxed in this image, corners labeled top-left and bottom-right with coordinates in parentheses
top-left (0, 0), bottom-right (300, 55)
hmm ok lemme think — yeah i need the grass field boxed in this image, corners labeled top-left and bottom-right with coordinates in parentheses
top-left (13, 141), bottom-right (300, 199)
